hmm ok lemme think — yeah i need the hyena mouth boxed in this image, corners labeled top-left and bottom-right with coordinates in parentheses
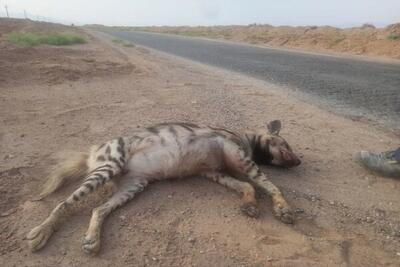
top-left (289, 158), bottom-right (301, 167)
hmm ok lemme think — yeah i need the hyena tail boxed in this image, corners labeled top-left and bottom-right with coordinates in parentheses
top-left (38, 151), bottom-right (89, 199)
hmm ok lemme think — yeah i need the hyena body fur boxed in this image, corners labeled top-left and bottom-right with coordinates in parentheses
top-left (28, 120), bottom-right (301, 254)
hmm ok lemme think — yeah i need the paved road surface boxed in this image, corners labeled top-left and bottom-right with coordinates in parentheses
top-left (103, 30), bottom-right (400, 127)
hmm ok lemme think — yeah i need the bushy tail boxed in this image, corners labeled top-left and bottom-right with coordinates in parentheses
top-left (38, 151), bottom-right (89, 200)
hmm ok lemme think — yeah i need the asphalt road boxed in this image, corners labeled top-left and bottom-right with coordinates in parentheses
top-left (103, 30), bottom-right (400, 127)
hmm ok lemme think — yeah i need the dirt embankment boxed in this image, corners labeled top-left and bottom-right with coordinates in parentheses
top-left (1, 19), bottom-right (400, 267)
top-left (101, 23), bottom-right (400, 60)
top-left (0, 18), bottom-right (134, 87)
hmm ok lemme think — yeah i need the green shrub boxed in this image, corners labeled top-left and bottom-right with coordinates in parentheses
top-left (7, 32), bottom-right (86, 47)
top-left (42, 33), bottom-right (86, 45)
top-left (334, 36), bottom-right (346, 44)
top-left (123, 43), bottom-right (135, 47)
top-left (112, 38), bottom-right (135, 47)
top-left (112, 38), bottom-right (124, 44)
top-left (388, 32), bottom-right (400, 40)
top-left (7, 33), bottom-right (41, 46)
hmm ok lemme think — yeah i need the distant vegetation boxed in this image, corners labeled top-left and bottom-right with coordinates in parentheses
top-left (112, 38), bottom-right (135, 47)
top-left (7, 32), bottom-right (86, 47)
top-left (112, 38), bottom-right (125, 44)
top-left (388, 32), bottom-right (400, 40)
top-left (361, 23), bottom-right (376, 29)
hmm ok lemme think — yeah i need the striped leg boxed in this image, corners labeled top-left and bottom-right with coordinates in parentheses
top-left (224, 148), bottom-right (294, 224)
top-left (27, 138), bottom-right (128, 252)
top-left (82, 178), bottom-right (148, 254)
top-left (27, 163), bottom-right (122, 251)
top-left (202, 172), bottom-right (259, 218)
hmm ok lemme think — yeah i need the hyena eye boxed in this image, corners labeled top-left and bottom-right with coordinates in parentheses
top-left (284, 142), bottom-right (291, 150)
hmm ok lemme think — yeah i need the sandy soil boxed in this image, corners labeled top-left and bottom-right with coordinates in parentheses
top-left (104, 23), bottom-right (400, 60)
top-left (1, 20), bottom-right (400, 266)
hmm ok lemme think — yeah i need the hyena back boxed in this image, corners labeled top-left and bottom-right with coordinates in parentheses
top-left (27, 120), bottom-right (301, 254)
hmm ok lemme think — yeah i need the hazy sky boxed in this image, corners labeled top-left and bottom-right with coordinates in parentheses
top-left (2, 0), bottom-right (399, 27)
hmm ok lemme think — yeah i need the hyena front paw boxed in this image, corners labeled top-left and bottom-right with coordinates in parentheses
top-left (240, 202), bottom-right (260, 218)
top-left (82, 234), bottom-right (101, 254)
top-left (273, 204), bottom-right (294, 224)
top-left (27, 224), bottom-right (55, 251)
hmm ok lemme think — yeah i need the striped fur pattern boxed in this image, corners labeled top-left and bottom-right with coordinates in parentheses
top-left (27, 120), bottom-right (301, 254)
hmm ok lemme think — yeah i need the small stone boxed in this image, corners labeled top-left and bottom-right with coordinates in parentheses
top-left (396, 252), bottom-right (400, 257)
top-left (152, 257), bottom-right (157, 261)
top-left (294, 208), bottom-right (305, 214)
top-left (267, 256), bottom-right (273, 262)
top-left (329, 201), bottom-right (335, 205)
top-left (200, 250), bottom-right (204, 254)
top-left (4, 154), bottom-right (13, 160)
top-left (167, 195), bottom-right (172, 199)
top-left (366, 217), bottom-right (373, 223)
top-left (119, 215), bottom-right (126, 220)
top-left (188, 237), bottom-right (196, 243)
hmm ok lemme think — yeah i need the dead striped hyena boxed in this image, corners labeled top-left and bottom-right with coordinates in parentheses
top-left (27, 120), bottom-right (301, 254)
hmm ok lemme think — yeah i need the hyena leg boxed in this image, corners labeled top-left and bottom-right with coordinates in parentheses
top-left (225, 148), bottom-right (294, 224)
top-left (27, 164), bottom-right (121, 251)
top-left (202, 172), bottom-right (259, 218)
top-left (27, 138), bottom-right (128, 251)
top-left (82, 178), bottom-right (148, 254)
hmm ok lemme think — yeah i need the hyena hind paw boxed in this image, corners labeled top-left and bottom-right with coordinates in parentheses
top-left (273, 205), bottom-right (295, 224)
top-left (240, 203), bottom-right (260, 218)
top-left (82, 235), bottom-right (101, 254)
top-left (26, 224), bottom-right (55, 252)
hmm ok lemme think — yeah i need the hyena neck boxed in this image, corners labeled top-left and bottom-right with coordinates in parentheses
top-left (243, 132), bottom-right (273, 165)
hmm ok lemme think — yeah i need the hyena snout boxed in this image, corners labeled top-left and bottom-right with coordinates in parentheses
top-left (281, 149), bottom-right (301, 167)
top-left (270, 147), bottom-right (301, 168)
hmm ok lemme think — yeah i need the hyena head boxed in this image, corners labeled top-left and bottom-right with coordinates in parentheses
top-left (252, 120), bottom-right (301, 168)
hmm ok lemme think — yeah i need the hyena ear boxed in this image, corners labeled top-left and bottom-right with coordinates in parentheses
top-left (267, 120), bottom-right (281, 135)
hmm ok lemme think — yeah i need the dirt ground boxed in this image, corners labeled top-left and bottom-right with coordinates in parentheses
top-left (1, 20), bottom-right (400, 266)
top-left (109, 23), bottom-right (400, 60)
